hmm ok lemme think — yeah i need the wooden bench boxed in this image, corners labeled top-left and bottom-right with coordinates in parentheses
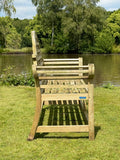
top-left (28, 31), bottom-right (95, 141)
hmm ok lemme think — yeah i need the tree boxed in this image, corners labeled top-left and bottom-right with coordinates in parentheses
top-left (31, 0), bottom-right (108, 53)
top-left (92, 9), bottom-right (120, 54)
top-left (23, 15), bottom-right (51, 47)
top-left (0, 17), bottom-right (12, 46)
top-left (95, 31), bottom-right (114, 53)
top-left (0, 17), bottom-right (21, 48)
top-left (12, 18), bottom-right (30, 47)
top-left (0, 0), bottom-right (16, 16)
top-left (62, 0), bottom-right (107, 52)
top-left (0, 32), bottom-right (5, 47)
top-left (6, 28), bottom-right (21, 49)
top-left (106, 9), bottom-right (120, 44)
top-left (32, 0), bottom-right (63, 46)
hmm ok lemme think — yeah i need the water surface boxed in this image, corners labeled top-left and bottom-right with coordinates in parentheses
top-left (0, 53), bottom-right (120, 86)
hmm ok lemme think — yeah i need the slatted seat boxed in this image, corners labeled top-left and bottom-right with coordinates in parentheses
top-left (28, 31), bottom-right (95, 141)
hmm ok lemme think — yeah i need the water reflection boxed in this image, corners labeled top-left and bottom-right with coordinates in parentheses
top-left (0, 53), bottom-right (120, 86)
top-left (0, 54), bottom-right (32, 74)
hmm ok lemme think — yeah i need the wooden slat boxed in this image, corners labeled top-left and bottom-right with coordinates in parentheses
top-left (44, 61), bottom-right (79, 65)
top-left (38, 73), bottom-right (84, 76)
top-left (36, 125), bottom-right (89, 133)
top-left (80, 79), bottom-right (88, 92)
top-left (37, 65), bottom-right (88, 69)
top-left (40, 84), bottom-right (88, 89)
top-left (44, 58), bottom-right (79, 61)
top-left (42, 93), bottom-right (88, 101)
top-left (39, 76), bottom-right (89, 80)
top-left (37, 70), bottom-right (89, 74)
top-left (79, 101), bottom-right (88, 122)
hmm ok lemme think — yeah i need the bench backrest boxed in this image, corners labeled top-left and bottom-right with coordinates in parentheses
top-left (31, 31), bottom-right (95, 81)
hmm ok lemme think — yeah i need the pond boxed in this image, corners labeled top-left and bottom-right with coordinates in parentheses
top-left (0, 53), bottom-right (120, 86)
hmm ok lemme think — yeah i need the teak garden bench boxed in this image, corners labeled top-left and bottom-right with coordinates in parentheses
top-left (28, 31), bottom-right (95, 141)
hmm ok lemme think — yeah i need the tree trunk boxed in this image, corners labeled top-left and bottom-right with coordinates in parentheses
top-left (51, 22), bottom-right (54, 46)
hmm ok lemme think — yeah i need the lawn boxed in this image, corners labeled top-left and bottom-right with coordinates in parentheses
top-left (0, 86), bottom-right (120, 160)
top-left (0, 47), bottom-right (32, 54)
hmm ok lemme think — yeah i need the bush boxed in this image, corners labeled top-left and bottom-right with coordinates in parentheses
top-left (45, 33), bottom-right (69, 54)
top-left (0, 66), bottom-right (35, 87)
top-left (94, 31), bottom-right (115, 53)
top-left (112, 45), bottom-right (120, 53)
top-left (102, 83), bottom-right (114, 89)
top-left (0, 48), bottom-right (4, 53)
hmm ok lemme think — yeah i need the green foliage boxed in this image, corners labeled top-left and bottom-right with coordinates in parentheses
top-left (30, 0), bottom-right (107, 53)
top-left (32, 0), bottom-right (63, 46)
top-left (90, 10), bottom-right (120, 54)
top-left (54, 33), bottom-right (69, 53)
top-left (0, 66), bottom-right (35, 86)
top-left (12, 18), bottom-right (30, 48)
top-left (62, 1), bottom-right (107, 52)
top-left (0, 47), bottom-right (32, 54)
top-left (94, 31), bottom-right (115, 53)
top-left (0, 17), bottom-right (22, 49)
top-left (6, 28), bottom-right (22, 49)
top-left (102, 83), bottom-right (114, 89)
top-left (0, 32), bottom-right (5, 47)
top-left (45, 32), bottom-right (69, 53)
top-left (0, 47), bottom-right (4, 53)
top-left (0, 0), bottom-right (16, 16)
top-left (1, 1), bottom-right (120, 54)
top-left (23, 15), bottom-right (51, 48)
top-left (106, 10), bottom-right (120, 45)
top-left (112, 44), bottom-right (120, 53)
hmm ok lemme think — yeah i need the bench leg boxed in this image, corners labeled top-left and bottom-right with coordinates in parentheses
top-left (28, 79), bottom-right (42, 141)
top-left (88, 84), bottom-right (94, 140)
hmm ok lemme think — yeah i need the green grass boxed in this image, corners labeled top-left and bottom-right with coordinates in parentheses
top-left (0, 47), bottom-right (47, 54)
top-left (0, 86), bottom-right (120, 160)
top-left (0, 47), bottom-right (32, 54)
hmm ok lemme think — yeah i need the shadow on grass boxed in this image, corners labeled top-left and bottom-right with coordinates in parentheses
top-left (34, 103), bottom-right (101, 140)
top-left (38, 104), bottom-right (84, 126)
top-left (35, 133), bottom-right (88, 139)
top-left (95, 126), bottom-right (101, 138)
top-left (34, 126), bottom-right (100, 139)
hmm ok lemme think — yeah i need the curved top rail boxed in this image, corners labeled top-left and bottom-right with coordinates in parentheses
top-left (31, 31), bottom-right (43, 64)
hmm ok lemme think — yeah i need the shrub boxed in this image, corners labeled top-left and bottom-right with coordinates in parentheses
top-left (94, 31), bottom-right (115, 53)
top-left (112, 45), bottom-right (120, 53)
top-left (102, 83), bottom-right (114, 89)
top-left (0, 48), bottom-right (4, 53)
top-left (0, 66), bottom-right (35, 87)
